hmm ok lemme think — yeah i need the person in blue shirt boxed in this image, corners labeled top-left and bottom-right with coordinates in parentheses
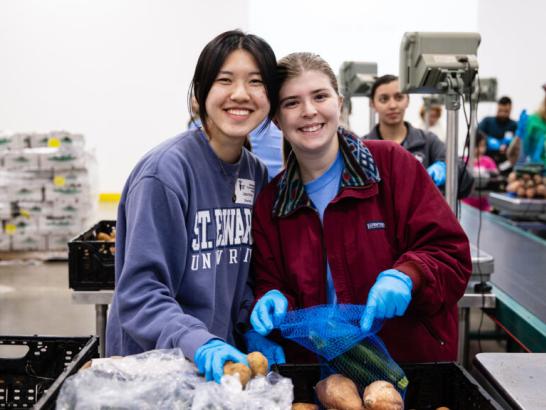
top-left (478, 96), bottom-right (518, 160)
top-left (106, 30), bottom-right (284, 384)
top-left (249, 120), bottom-right (283, 180)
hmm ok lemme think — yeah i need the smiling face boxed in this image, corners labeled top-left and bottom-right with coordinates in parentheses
top-left (372, 80), bottom-right (409, 126)
top-left (204, 49), bottom-right (270, 145)
top-left (275, 70), bottom-right (342, 158)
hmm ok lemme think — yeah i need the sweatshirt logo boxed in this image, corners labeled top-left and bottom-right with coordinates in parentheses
top-left (367, 221), bottom-right (385, 230)
top-left (190, 207), bottom-right (252, 271)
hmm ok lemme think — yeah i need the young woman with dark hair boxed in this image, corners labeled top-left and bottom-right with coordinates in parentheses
top-left (106, 30), bottom-right (284, 383)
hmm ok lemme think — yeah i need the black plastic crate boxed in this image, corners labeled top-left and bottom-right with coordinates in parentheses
top-left (0, 335), bottom-right (99, 410)
top-left (68, 220), bottom-right (116, 290)
top-left (274, 362), bottom-right (503, 409)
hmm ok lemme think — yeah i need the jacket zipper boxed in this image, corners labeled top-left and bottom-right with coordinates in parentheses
top-left (308, 207), bottom-right (328, 304)
top-left (317, 211), bottom-right (328, 305)
top-left (420, 319), bottom-right (446, 346)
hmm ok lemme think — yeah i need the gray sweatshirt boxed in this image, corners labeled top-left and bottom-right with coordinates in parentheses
top-left (106, 128), bottom-right (268, 360)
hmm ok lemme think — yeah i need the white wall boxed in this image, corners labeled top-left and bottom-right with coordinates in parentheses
top-left (477, 0), bottom-right (546, 120)
top-left (2, 0), bottom-right (543, 193)
top-left (0, 0), bottom-right (249, 192)
top-left (249, 0), bottom-right (478, 139)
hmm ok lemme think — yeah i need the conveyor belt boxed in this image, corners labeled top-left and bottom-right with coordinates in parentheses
top-left (460, 204), bottom-right (546, 324)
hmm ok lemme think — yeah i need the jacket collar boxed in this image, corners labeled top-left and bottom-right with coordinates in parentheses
top-left (273, 128), bottom-right (380, 218)
top-left (369, 122), bottom-right (426, 150)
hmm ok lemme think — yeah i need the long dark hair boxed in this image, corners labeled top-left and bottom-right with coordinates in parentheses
top-left (188, 30), bottom-right (278, 135)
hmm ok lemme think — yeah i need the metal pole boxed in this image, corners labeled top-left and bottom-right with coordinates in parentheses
top-left (457, 307), bottom-right (470, 367)
top-left (369, 105), bottom-right (376, 132)
top-left (468, 96), bottom-right (478, 170)
top-left (445, 95), bottom-right (459, 215)
top-left (96, 304), bottom-right (108, 357)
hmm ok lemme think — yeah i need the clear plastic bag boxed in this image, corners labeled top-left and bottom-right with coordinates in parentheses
top-left (56, 348), bottom-right (293, 410)
top-left (192, 372), bottom-right (293, 410)
top-left (56, 349), bottom-right (202, 409)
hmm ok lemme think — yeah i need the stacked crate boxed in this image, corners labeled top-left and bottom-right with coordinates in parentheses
top-left (0, 130), bottom-right (95, 253)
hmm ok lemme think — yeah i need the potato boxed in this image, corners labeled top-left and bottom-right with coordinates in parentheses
top-left (506, 181), bottom-right (522, 192)
top-left (536, 184), bottom-right (546, 198)
top-left (363, 381), bottom-right (403, 410)
top-left (97, 232), bottom-right (113, 241)
top-left (247, 351), bottom-right (268, 377)
top-left (81, 360), bottom-right (93, 370)
top-left (223, 361), bottom-right (251, 386)
top-left (533, 174), bottom-right (542, 185)
top-left (79, 355), bottom-right (123, 372)
top-left (316, 374), bottom-right (363, 410)
top-left (292, 403), bottom-right (319, 410)
top-left (522, 173), bottom-right (531, 181)
top-left (507, 172), bottom-right (517, 183)
top-left (526, 187), bottom-right (536, 199)
top-left (435, 407), bottom-right (450, 410)
top-left (517, 186), bottom-right (526, 197)
top-left (525, 179), bottom-right (536, 188)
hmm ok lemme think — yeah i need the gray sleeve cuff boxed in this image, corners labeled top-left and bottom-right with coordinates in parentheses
top-left (178, 328), bottom-right (220, 362)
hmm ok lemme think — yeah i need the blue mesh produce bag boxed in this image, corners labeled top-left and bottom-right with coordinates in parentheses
top-left (272, 304), bottom-right (408, 393)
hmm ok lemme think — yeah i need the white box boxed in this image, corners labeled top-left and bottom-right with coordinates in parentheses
top-left (44, 184), bottom-right (90, 203)
top-left (12, 235), bottom-right (46, 251)
top-left (50, 202), bottom-right (90, 219)
top-left (29, 131), bottom-right (85, 149)
top-left (39, 148), bottom-right (86, 170)
top-left (17, 201), bottom-right (53, 218)
top-left (5, 215), bottom-right (40, 236)
top-left (2, 150), bottom-right (40, 171)
top-left (39, 215), bottom-right (83, 235)
top-left (0, 202), bottom-right (11, 219)
top-left (47, 233), bottom-right (74, 251)
top-left (0, 132), bottom-right (28, 151)
top-left (8, 185), bottom-right (43, 202)
top-left (53, 169), bottom-right (90, 186)
top-left (0, 234), bottom-right (11, 251)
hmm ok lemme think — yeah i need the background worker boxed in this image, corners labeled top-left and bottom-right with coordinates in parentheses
top-left (364, 74), bottom-right (473, 198)
top-left (418, 102), bottom-right (445, 142)
top-left (478, 96), bottom-right (518, 162)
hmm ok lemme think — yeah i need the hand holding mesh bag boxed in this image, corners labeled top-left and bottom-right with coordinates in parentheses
top-left (272, 304), bottom-right (409, 395)
top-left (251, 289), bottom-right (288, 336)
top-left (360, 269), bottom-right (413, 333)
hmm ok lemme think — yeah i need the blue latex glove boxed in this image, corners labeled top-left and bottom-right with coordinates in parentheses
top-left (502, 135), bottom-right (514, 146)
top-left (516, 109), bottom-right (528, 138)
top-left (486, 136), bottom-right (501, 151)
top-left (244, 329), bottom-right (286, 368)
top-left (194, 339), bottom-right (249, 383)
top-left (250, 289), bottom-right (288, 336)
top-left (426, 161), bottom-right (446, 186)
top-left (360, 269), bottom-right (413, 333)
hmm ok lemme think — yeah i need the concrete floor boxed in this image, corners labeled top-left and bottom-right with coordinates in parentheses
top-left (0, 200), bottom-right (505, 367)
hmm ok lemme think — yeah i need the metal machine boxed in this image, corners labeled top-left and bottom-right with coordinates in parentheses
top-left (400, 32), bottom-right (481, 214)
top-left (469, 77), bottom-right (498, 169)
top-left (338, 61), bottom-right (378, 132)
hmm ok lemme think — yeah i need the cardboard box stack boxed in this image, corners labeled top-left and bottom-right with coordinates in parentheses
top-left (0, 130), bottom-right (95, 253)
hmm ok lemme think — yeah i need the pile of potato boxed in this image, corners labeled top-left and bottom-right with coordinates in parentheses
top-left (96, 228), bottom-right (116, 242)
top-left (506, 172), bottom-right (546, 199)
top-left (291, 374), bottom-right (452, 410)
top-left (291, 374), bottom-right (404, 410)
top-left (222, 351), bottom-right (268, 387)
